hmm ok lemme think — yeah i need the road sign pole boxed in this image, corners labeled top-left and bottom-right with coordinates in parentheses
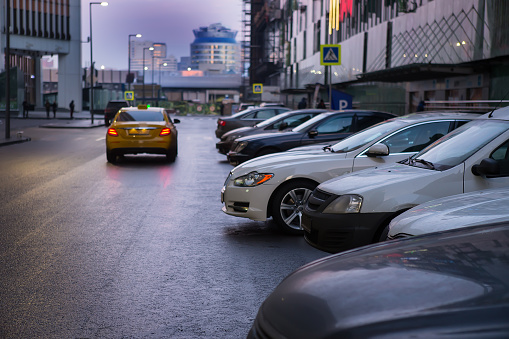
top-left (329, 66), bottom-right (332, 110)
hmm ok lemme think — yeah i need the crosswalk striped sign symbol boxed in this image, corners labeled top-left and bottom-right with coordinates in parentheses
top-left (320, 45), bottom-right (341, 66)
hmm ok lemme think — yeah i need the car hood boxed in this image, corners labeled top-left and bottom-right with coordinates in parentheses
top-left (232, 150), bottom-right (348, 175)
top-left (389, 187), bottom-right (509, 237)
top-left (236, 131), bottom-right (300, 142)
top-left (317, 162), bottom-right (433, 195)
top-left (222, 126), bottom-right (254, 137)
top-left (257, 224), bottom-right (509, 338)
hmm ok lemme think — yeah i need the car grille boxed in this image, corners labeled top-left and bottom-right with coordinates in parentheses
top-left (306, 188), bottom-right (334, 212)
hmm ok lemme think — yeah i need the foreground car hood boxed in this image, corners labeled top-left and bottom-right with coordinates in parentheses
top-left (256, 223), bottom-right (509, 338)
top-left (389, 187), bottom-right (509, 237)
top-left (317, 163), bottom-right (433, 195)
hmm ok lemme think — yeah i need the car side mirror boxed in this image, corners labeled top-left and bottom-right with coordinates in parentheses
top-left (173, 119), bottom-right (180, 124)
top-left (278, 122), bottom-right (289, 131)
top-left (471, 158), bottom-right (500, 176)
top-left (308, 130), bottom-right (318, 137)
top-left (365, 143), bottom-right (389, 157)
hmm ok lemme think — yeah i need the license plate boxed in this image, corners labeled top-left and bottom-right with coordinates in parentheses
top-left (128, 129), bottom-right (149, 135)
top-left (301, 214), bottom-right (312, 233)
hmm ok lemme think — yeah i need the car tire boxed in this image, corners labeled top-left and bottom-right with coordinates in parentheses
top-left (104, 118), bottom-right (110, 126)
top-left (166, 143), bottom-right (177, 163)
top-left (271, 180), bottom-right (317, 235)
top-left (106, 150), bottom-right (116, 163)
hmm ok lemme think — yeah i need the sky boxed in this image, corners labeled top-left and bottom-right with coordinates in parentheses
top-left (80, 0), bottom-right (244, 70)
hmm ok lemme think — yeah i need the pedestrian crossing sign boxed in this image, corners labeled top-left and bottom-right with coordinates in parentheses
top-left (320, 44), bottom-right (341, 66)
top-left (124, 91), bottom-right (134, 101)
top-left (253, 83), bottom-right (263, 94)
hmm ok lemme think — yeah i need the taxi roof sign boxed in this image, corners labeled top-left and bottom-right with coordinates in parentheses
top-left (137, 104), bottom-right (149, 109)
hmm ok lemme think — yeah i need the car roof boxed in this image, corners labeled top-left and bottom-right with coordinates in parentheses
top-left (120, 106), bottom-right (163, 112)
top-left (478, 105), bottom-right (509, 120)
top-left (392, 111), bottom-right (482, 122)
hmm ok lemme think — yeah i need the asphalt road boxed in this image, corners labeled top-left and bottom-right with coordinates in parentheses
top-left (0, 115), bottom-right (327, 338)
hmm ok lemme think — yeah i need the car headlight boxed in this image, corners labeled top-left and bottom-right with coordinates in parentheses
top-left (323, 194), bottom-right (363, 214)
top-left (233, 171), bottom-right (273, 187)
top-left (234, 141), bottom-right (249, 153)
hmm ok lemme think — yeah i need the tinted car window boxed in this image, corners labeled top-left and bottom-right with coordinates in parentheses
top-left (117, 111), bottom-right (164, 122)
top-left (241, 111), bottom-right (258, 119)
top-left (268, 113), bottom-right (315, 130)
top-left (490, 139), bottom-right (509, 176)
top-left (255, 109), bottom-right (277, 119)
top-left (316, 115), bottom-right (352, 134)
top-left (356, 115), bottom-right (387, 131)
top-left (381, 121), bottom-right (451, 153)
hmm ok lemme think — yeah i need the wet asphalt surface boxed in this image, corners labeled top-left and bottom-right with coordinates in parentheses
top-left (0, 115), bottom-right (327, 338)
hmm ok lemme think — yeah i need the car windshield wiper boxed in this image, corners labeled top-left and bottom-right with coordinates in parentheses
top-left (411, 158), bottom-right (435, 170)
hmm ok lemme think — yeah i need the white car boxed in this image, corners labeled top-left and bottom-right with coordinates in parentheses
top-left (302, 107), bottom-right (509, 253)
top-left (386, 187), bottom-right (509, 239)
top-left (221, 112), bottom-right (478, 234)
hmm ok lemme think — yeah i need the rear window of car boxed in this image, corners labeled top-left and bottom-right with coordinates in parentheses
top-left (116, 110), bottom-right (165, 122)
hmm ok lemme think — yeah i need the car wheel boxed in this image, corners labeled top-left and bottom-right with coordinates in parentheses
top-left (166, 145), bottom-right (177, 163)
top-left (104, 118), bottom-right (110, 126)
top-left (271, 180), bottom-right (317, 235)
top-left (106, 150), bottom-right (116, 163)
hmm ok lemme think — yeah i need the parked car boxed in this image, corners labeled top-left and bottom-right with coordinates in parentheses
top-left (215, 107), bottom-right (290, 138)
top-left (302, 107), bottom-right (509, 253)
top-left (259, 102), bottom-right (286, 108)
top-left (216, 109), bottom-right (328, 154)
top-left (221, 112), bottom-right (477, 234)
top-left (105, 105), bottom-right (180, 163)
top-left (104, 100), bottom-right (130, 126)
top-left (248, 222), bottom-right (509, 338)
top-left (386, 186), bottom-right (509, 240)
top-left (227, 110), bottom-right (396, 166)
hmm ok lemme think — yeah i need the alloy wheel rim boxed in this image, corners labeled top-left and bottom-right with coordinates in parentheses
top-left (279, 187), bottom-right (313, 230)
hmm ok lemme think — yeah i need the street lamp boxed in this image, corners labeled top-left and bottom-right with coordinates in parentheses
top-left (142, 46), bottom-right (154, 103)
top-left (127, 33), bottom-right (142, 90)
top-left (151, 52), bottom-right (155, 101)
top-left (157, 62), bottom-right (168, 106)
top-left (89, 1), bottom-right (108, 124)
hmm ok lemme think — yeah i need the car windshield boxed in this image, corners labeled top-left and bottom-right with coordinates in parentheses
top-left (408, 119), bottom-right (509, 170)
top-left (254, 112), bottom-right (292, 127)
top-left (330, 118), bottom-right (405, 153)
top-left (292, 113), bottom-right (330, 132)
top-left (117, 110), bottom-right (164, 122)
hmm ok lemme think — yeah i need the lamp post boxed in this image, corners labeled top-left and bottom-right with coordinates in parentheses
top-left (157, 63), bottom-right (167, 106)
top-left (151, 52), bottom-right (155, 101)
top-left (127, 33), bottom-right (142, 91)
top-left (142, 46), bottom-right (154, 103)
top-left (89, 1), bottom-right (108, 124)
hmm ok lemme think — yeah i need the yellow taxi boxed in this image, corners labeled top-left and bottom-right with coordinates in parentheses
top-left (105, 105), bottom-right (180, 163)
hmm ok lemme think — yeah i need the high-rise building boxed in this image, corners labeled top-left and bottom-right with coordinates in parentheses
top-left (190, 23), bottom-right (241, 74)
top-left (130, 41), bottom-right (168, 71)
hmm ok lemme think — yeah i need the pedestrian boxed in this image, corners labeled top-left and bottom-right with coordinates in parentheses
top-left (416, 100), bottom-right (425, 112)
top-left (298, 97), bottom-right (307, 109)
top-left (317, 99), bottom-right (326, 108)
top-left (22, 100), bottom-right (29, 118)
top-left (52, 101), bottom-right (57, 118)
top-left (45, 100), bottom-right (51, 119)
top-left (69, 100), bottom-right (75, 119)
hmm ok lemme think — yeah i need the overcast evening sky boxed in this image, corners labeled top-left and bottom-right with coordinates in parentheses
top-left (80, 0), bottom-right (244, 70)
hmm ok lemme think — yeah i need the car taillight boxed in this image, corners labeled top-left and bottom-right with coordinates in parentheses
top-left (219, 120), bottom-right (226, 126)
top-left (159, 128), bottom-right (171, 136)
top-left (107, 128), bottom-right (118, 136)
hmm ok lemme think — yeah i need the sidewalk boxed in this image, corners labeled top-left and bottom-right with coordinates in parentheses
top-left (0, 109), bottom-right (104, 147)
